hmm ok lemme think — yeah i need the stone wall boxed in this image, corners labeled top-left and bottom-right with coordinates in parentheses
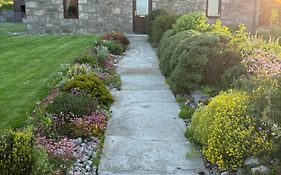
top-left (25, 0), bottom-right (133, 34)
top-left (25, 0), bottom-right (258, 34)
top-left (220, 0), bottom-right (257, 31)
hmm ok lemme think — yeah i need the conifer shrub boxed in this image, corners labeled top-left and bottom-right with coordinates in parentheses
top-left (168, 32), bottom-right (239, 94)
top-left (150, 14), bottom-right (178, 46)
top-left (188, 90), bottom-right (272, 170)
top-left (146, 9), bottom-right (168, 39)
top-left (158, 30), bottom-right (199, 77)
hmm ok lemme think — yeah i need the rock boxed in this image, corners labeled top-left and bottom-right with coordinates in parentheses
top-left (86, 165), bottom-right (92, 172)
top-left (251, 166), bottom-right (269, 174)
top-left (189, 90), bottom-right (209, 107)
top-left (74, 138), bottom-right (82, 146)
top-left (221, 171), bottom-right (235, 175)
top-left (244, 156), bottom-right (260, 167)
top-left (237, 168), bottom-right (248, 175)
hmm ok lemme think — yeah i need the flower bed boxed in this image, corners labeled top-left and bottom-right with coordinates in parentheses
top-left (0, 32), bottom-right (129, 175)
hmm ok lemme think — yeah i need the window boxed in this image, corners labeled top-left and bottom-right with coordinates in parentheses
top-left (207, 0), bottom-right (221, 18)
top-left (63, 0), bottom-right (79, 19)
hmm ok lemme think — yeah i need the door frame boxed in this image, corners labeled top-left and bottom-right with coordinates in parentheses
top-left (133, 0), bottom-right (152, 33)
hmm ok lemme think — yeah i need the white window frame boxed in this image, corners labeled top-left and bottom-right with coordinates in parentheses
top-left (207, 0), bottom-right (221, 18)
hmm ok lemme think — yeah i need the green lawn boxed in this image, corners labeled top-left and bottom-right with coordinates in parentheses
top-left (0, 23), bottom-right (95, 129)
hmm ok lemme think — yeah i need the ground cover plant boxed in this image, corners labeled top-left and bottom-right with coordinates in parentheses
top-left (0, 24), bottom-right (129, 174)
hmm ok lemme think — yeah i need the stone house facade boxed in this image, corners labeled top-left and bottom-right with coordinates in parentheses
top-left (24, 0), bottom-right (279, 34)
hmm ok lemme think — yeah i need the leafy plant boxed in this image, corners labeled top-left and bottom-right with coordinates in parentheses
top-left (188, 90), bottom-right (272, 170)
top-left (64, 74), bottom-right (113, 107)
top-left (46, 92), bottom-right (97, 117)
top-left (172, 12), bottom-right (210, 33)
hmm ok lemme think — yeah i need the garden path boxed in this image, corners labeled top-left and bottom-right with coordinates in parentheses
top-left (98, 35), bottom-right (207, 175)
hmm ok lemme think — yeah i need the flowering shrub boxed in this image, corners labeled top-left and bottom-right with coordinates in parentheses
top-left (243, 49), bottom-right (281, 79)
top-left (71, 111), bottom-right (108, 137)
top-left (188, 90), bottom-right (272, 170)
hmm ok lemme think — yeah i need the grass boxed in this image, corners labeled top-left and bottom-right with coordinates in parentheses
top-left (0, 23), bottom-right (95, 129)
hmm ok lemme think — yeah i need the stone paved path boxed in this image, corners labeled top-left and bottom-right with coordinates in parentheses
top-left (98, 35), bottom-right (207, 175)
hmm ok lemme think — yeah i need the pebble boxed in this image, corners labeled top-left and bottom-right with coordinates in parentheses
top-left (67, 138), bottom-right (98, 175)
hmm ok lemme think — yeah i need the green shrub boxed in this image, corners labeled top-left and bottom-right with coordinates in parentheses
top-left (146, 9), bottom-right (168, 38)
top-left (158, 30), bottom-right (199, 77)
top-left (188, 90), bottom-right (272, 170)
top-left (31, 146), bottom-right (53, 175)
top-left (167, 31), bottom-right (201, 77)
top-left (158, 29), bottom-right (175, 59)
top-left (172, 12), bottom-right (210, 33)
top-left (46, 92), bottom-right (97, 117)
top-left (101, 32), bottom-right (130, 46)
top-left (102, 40), bottom-right (124, 55)
top-left (168, 32), bottom-right (239, 94)
top-left (0, 128), bottom-right (33, 175)
top-left (64, 74), bottom-right (113, 107)
top-left (74, 52), bottom-right (98, 66)
top-left (151, 14), bottom-right (178, 47)
top-left (179, 106), bottom-right (195, 119)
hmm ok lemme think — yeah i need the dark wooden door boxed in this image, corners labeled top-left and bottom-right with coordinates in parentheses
top-left (133, 0), bottom-right (152, 34)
